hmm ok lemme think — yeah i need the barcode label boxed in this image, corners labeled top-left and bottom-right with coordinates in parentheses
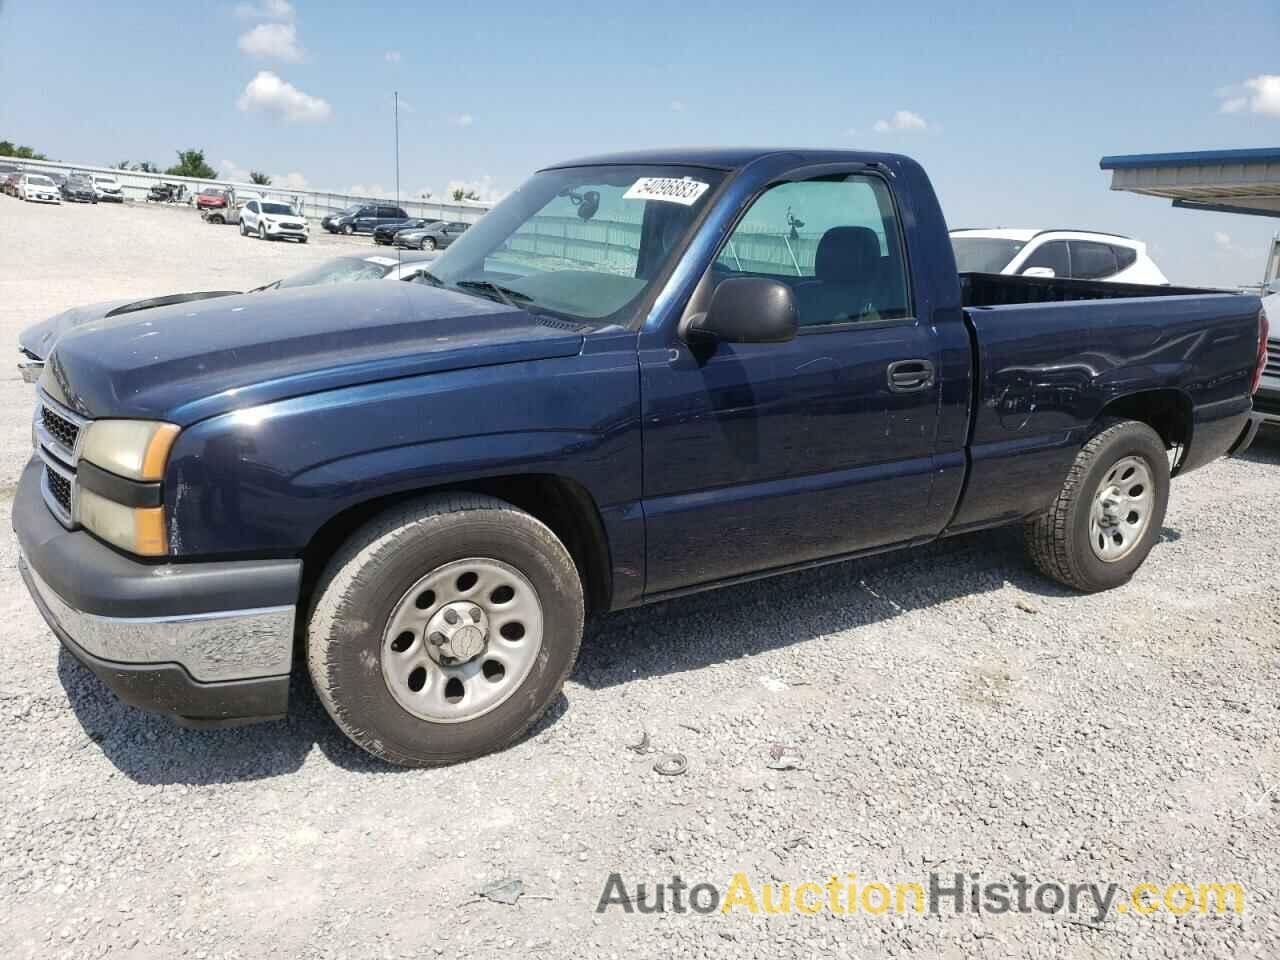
top-left (623, 177), bottom-right (710, 206)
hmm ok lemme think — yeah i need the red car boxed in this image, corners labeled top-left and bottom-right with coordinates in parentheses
top-left (195, 188), bottom-right (228, 210)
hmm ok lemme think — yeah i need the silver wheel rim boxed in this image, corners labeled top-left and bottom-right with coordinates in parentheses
top-left (381, 558), bottom-right (544, 723)
top-left (1089, 455), bottom-right (1154, 562)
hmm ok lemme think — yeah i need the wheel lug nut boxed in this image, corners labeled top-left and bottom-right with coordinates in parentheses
top-left (470, 608), bottom-right (483, 623)
top-left (443, 609), bottom-right (459, 625)
top-left (429, 632), bottom-right (447, 646)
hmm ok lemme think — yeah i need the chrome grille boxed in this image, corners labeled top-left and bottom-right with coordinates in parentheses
top-left (40, 405), bottom-right (80, 451)
top-left (33, 389), bottom-right (90, 528)
top-left (1266, 338), bottom-right (1280, 379)
top-left (45, 465), bottom-right (71, 513)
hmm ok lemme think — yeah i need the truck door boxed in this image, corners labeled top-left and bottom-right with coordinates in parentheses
top-left (640, 170), bottom-right (942, 595)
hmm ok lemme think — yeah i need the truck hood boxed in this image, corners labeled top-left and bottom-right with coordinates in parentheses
top-left (42, 282), bottom-right (586, 425)
top-left (20, 291), bottom-right (243, 361)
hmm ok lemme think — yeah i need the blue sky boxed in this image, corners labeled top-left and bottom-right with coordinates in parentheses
top-left (0, 0), bottom-right (1276, 287)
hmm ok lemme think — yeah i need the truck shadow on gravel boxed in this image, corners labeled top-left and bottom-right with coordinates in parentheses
top-left (56, 651), bottom-right (420, 785)
top-left (1237, 428), bottom-right (1280, 465)
top-left (58, 506), bottom-right (1195, 783)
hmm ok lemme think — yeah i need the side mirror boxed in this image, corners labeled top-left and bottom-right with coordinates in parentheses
top-left (1022, 266), bottom-right (1056, 279)
top-left (684, 277), bottom-right (798, 345)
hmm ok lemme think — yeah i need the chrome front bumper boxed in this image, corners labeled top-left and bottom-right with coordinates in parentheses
top-left (22, 555), bottom-right (295, 683)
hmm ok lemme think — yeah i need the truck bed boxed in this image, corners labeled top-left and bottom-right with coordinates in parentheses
top-left (947, 278), bottom-right (1261, 535)
top-left (959, 272), bottom-right (1222, 307)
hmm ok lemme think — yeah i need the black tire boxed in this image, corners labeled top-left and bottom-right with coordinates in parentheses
top-left (342, 223), bottom-right (354, 236)
top-left (420, 236), bottom-right (436, 251)
top-left (307, 493), bottom-right (584, 767)
top-left (258, 223), bottom-right (268, 241)
top-left (1024, 419), bottom-right (1170, 592)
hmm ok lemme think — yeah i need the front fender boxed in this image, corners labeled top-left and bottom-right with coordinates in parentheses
top-left (162, 346), bottom-right (641, 558)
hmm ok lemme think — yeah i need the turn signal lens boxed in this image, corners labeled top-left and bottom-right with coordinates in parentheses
top-left (77, 488), bottom-right (168, 556)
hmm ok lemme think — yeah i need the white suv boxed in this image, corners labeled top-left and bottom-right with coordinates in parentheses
top-left (91, 174), bottom-right (125, 203)
top-left (239, 199), bottom-right (309, 243)
top-left (950, 229), bottom-right (1169, 285)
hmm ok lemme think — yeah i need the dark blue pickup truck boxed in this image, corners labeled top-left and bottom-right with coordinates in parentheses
top-left (16, 148), bottom-right (1268, 766)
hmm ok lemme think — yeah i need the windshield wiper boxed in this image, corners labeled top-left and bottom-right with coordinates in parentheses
top-left (454, 279), bottom-right (534, 309)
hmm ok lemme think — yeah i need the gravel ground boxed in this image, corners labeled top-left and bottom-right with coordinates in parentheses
top-left (1, 197), bottom-right (1278, 959)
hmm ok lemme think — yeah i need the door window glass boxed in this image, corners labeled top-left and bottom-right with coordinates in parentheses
top-left (1069, 241), bottom-right (1119, 279)
top-left (1019, 241), bottom-right (1070, 278)
top-left (714, 175), bottom-right (910, 325)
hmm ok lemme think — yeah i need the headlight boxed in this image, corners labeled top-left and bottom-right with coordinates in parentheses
top-left (80, 420), bottom-right (179, 482)
top-left (78, 487), bottom-right (167, 556)
top-left (77, 419), bottom-right (179, 556)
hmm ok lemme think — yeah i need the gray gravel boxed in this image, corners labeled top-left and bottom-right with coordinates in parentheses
top-left (1, 198), bottom-right (1279, 958)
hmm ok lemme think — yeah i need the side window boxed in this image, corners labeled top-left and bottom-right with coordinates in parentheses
top-left (1069, 241), bottom-right (1119, 280)
top-left (1113, 245), bottom-right (1138, 271)
top-left (247, 201), bottom-right (259, 213)
top-left (1019, 240), bottom-right (1070, 278)
top-left (394, 208), bottom-right (408, 219)
top-left (714, 174), bottom-right (910, 326)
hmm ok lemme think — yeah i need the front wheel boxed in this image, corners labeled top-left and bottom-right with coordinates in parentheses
top-left (1024, 419), bottom-right (1170, 592)
top-left (342, 223), bottom-right (354, 236)
top-left (239, 220), bottom-right (247, 236)
top-left (307, 494), bottom-right (584, 767)
top-left (258, 223), bottom-right (268, 241)
top-left (420, 236), bottom-right (436, 251)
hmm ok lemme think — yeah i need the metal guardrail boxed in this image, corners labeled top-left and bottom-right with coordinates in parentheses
top-left (3, 157), bottom-right (494, 223)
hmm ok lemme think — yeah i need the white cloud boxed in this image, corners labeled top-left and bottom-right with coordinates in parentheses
top-left (237, 71), bottom-right (332, 123)
top-left (670, 99), bottom-right (685, 112)
top-left (1217, 75), bottom-right (1280, 117)
top-left (385, 50), bottom-right (402, 63)
top-left (272, 171), bottom-right (309, 190)
top-left (233, 0), bottom-right (294, 20)
top-left (873, 109), bottom-right (928, 133)
top-left (220, 158), bottom-right (253, 184)
top-left (238, 22), bottom-right (305, 62)
top-left (449, 113), bottom-right (475, 127)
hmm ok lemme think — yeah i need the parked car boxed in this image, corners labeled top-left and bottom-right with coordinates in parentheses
top-left (2, 172), bottom-right (22, 196)
top-left (13, 147), bottom-right (1265, 767)
top-left (16, 253), bottom-right (437, 373)
top-left (61, 177), bottom-right (97, 203)
top-left (395, 220), bottom-right (469, 250)
top-left (321, 203), bottom-right (409, 235)
top-left (17, 173), bottom-right (61, 204)
top-left (196, 188), bottom-right (229, 211)
top-left (950, 229), bottom-right (1169, 284)
top-left (373, 217), bottom-right (436, 245)
top-left (239, 198), bottom-right (309, 242)
top-left (1257, 289), bottom-right (1280, 429)
top-left (90, 174), bottom-right (125, 203)
top-left (147, 182), bottom-right (186, 203)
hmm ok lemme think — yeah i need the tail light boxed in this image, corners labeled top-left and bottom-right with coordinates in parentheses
top-left (1252, 307), bottom-right (1270, 396)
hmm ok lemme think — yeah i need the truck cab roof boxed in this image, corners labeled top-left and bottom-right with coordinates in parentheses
top-left (542, 147), bottom-right (909, 172)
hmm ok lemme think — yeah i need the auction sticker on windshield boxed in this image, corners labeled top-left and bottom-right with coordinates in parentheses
top-left (624, 177), bottom-right (710, 206)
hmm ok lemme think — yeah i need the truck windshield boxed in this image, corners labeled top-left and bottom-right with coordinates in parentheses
top-left (951, 237), bottom-right (1026, 274)
top-left (421, 164), bottom-right (725, 323)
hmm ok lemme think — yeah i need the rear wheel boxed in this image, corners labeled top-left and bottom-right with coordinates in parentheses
top-left (307, 494), bottom-right (584, 766)
top-left (1024, 419), bottom-right (1170, 592)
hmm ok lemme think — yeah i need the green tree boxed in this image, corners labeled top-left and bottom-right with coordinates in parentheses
top-left (113, 160), bottom-right (132, 170)
top-left (249, 171), bottom-right (272, 185)
top-left (164, 149), bottom-right (217, 180)
top-left (0, 141), bottom-right (49, 160)
top-left (137, 161), bottom-right (160, 173)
